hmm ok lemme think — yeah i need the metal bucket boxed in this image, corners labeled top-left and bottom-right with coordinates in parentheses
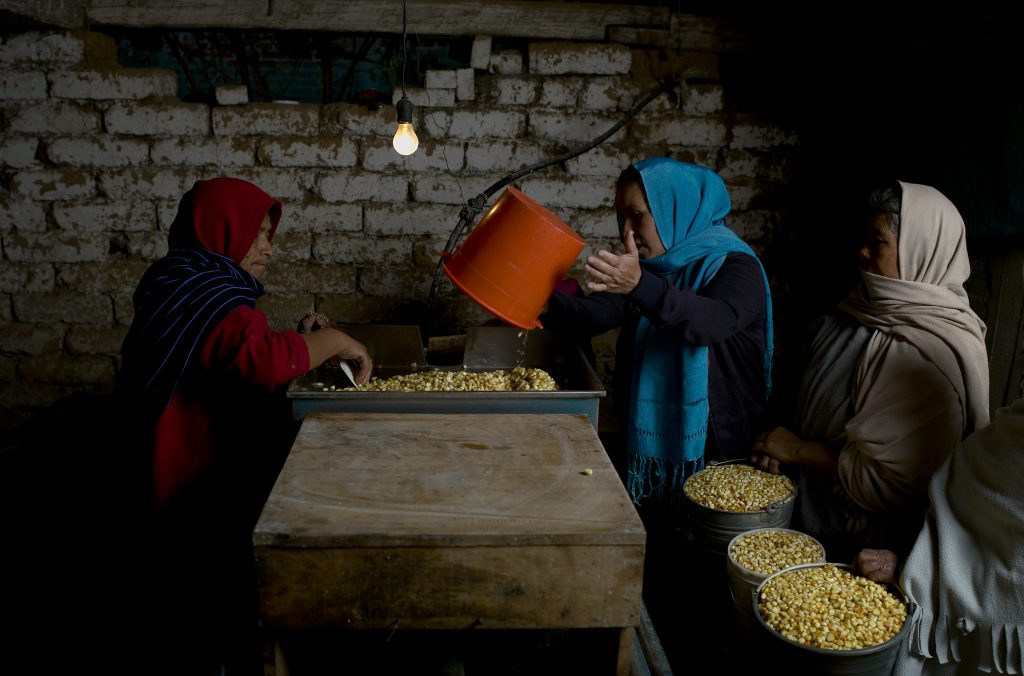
top-left (726, 528), bottom-right (825, 617)
top-left (752, 563), bottom-right (911, 675)
top-left (682, 464), bottom-right (796, 555)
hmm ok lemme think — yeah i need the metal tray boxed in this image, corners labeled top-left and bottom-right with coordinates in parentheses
top-left (287, 325), bottom-right (606, 428)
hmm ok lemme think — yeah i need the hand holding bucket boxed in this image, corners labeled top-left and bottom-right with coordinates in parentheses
top-left (440, 187), bottom-right (585, 329)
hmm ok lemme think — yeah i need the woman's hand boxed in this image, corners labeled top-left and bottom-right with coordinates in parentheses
top-left (854, 548), bottom-right (899, 584)
top-left (584, 230), bottom-right (642, 294)
top-left (297, 311), bottom-right (330, 333)
top-left (750, 427), bottom-right (839, 474)
top-left (334, 331), bottom-right (372, 384)
top-left (300, 327), bottom-right (373, 384)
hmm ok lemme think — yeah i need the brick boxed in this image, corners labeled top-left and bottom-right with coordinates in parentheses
top-left (569, 207), bottom-right (619, 238)
top-left (0, 263), bottom-right (55, 293)
top-left (258, 137), bottom-right (358, 168)
top-left (363, 141), bottom-right (465, 172)
top-left (528, 110), bottom-right (626, 144)
top-left (632, 115), bottom-right (728, 147)
top-left (47, 136), bottom-right (149, 167)
top-left (11, 170), bottom-right (96, 201)
top-left (267, 231), bottom-right (312, 264)
top-left (529, 42), bottom-right (630, 75)
top-left (49, 69), bottom-right (177, 100)
top-left (284, 203), bottom-right (362, 234)
top-left (13, 292), bottom-right (113, 324)
top-left (0, 356), bottom-right (15, 380)
top-left (517, 176), bottom-right (615, 209)
top-left (411, 174), bottom-right (501, 205)
top-left (312, 234), bottom-right (412, 267)
top-left (470, 36), bottom-right (492, 70)
top-left (494, 77), bottom-right (538, 106)
top-left (0, 137), bottom-right (39, 168)
top-left (364, 203), bottom-right (461, 236)
top-left (490, 50), bottom-right (523, 74)
top-left (425, 70), bottom-right (457, 89)
top-left (725, 179), bottom-right (759, 211)
top-left (261, 262), bottom-right (358, 294)
top-left (393, 86), bottom-right (454, 108)
top-left (64, 325), bottom-right (127, 356)
top-left (539, 79), bottom-right (580, 107)
top-left (580, 76), bottom-right (638, 111)
top-left (0, 33), bottom-right (86, 66)
top-left (682, 83), bottom-right (724, 115)
top-left (464, 140), bottom-right (546, 172)
top-left (0, 323), bottom-right (65, 355)
top-left (321, 102), bottom-right (391, 137)
top-left (20, 354), bottom-right (116, 385)
top-left (728, 209), bottom-right (780, 241)
top-left (719, 149), bottom-right (793, 183)
top-left (105, 101), bottom-right (209, 136)
top-left (254, 293), bottom-right (316, 331)
top-left (230, 169), bottom-right (308, 200)
top-left (0, 72), bottom-right (47, 99)
top-left (6, 101), bottom-right (100, 134)
top-left (318, 172), bottom-right (408, 203)
top-left (57, 260), bottom-right (150, 293)
top-left (119, 231), bottom-right (168, 260)
top-left (730, 117), bottom-right (799, 149)
top-left (412, 236), bottom-right (448, 266)
top-left (215, 84), bottom-right (249, 105)
top-left (150, 137), bottom-right (255, 167)
top-left (0, 201), bottom-right (47, 231)
top-left (112, 292), bottom-right (134, 326)
top-left (213, 104), bottom-right (319, 136)
top-left (53, 201), bottom-right (156, 232)
top-left (565, 147), bottom-right (631, 177)
top-left (441, 109), bottom-right (525, 140)
top-left (99, 169), bottom-right (203, 201)
top-left (359, 265), bottom-right (432, 298)
top-left (456, 68), bottom-right (475, 101)
top-left (0, 383), bottom-right (75, 409)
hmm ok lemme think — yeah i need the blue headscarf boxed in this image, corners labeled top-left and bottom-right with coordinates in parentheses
top-left (626, 158), bottom-right (774, 506)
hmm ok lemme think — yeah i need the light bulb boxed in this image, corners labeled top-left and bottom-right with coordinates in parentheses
top-left (392, 122), bottom-right (419, 156)
top-left (393, 94), bottom-right (418, 156)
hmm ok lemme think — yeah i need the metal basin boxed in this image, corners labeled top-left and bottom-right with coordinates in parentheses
top-left (287, 325), bottom-right (606, 428)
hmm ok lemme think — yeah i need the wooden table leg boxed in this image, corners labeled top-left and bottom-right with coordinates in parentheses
top-left (617, 626), bottom-right (634, 676)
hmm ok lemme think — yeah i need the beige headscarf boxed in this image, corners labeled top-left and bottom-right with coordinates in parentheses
top-left (837, 182), bottom-right (990, 514)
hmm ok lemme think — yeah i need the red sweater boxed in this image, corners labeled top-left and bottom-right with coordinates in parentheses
top-left (151, 306), bottom-right (309, 506)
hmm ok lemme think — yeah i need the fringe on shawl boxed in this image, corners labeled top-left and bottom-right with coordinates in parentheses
top-left (626, 452), bottom-right (705, 511)
top-left (908, 608), bottom-right (1024, 674)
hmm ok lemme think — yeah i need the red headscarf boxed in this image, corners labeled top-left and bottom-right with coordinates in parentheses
top-left (168, 177), bottom-right (282, 262)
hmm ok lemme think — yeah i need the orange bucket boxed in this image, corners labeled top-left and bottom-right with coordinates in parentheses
top-left (441, 187), bottom-right (585, 329)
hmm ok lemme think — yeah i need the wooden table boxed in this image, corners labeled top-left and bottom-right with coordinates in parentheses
top-left (253, 412), bottom-right (646, 675)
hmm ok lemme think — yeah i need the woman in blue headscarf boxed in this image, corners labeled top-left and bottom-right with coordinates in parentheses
top-left (541, 158), bottom-right (773, 669)
top-left (542, 157), bottom-right (774, 506)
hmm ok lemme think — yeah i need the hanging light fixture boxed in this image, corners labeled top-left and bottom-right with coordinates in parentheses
top-left (393, 0), bottom-right (419, 156)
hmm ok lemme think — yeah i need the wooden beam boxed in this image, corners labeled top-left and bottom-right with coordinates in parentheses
top-left (86, 0), bottom-right (671, 39)
top-left (1, 0), bottom-right (85, 29)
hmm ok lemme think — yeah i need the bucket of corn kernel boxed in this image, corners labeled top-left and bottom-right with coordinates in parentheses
top-left (753, 563), bottom-right (911, 675)
top-left (726, 528), bottom-right (825, 617)
top-left (682, 461), bottom-right (797, 555)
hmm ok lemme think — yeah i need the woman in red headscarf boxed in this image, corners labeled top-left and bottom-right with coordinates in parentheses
top-left (117, 176), bottom-right (371, 674)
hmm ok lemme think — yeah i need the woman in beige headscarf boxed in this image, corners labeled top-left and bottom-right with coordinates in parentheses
top-left (751, 181), bottom-right (989, 560)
